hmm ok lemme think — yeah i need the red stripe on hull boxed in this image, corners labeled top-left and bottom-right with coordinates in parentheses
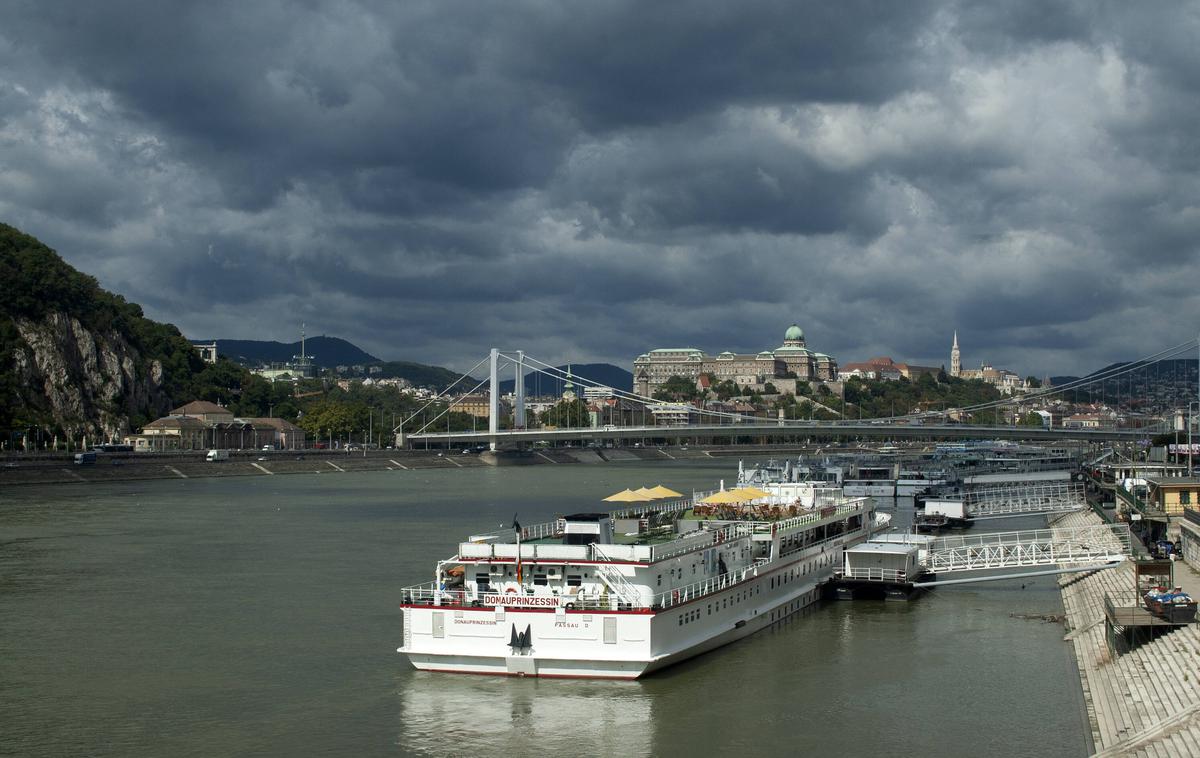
top-left (414, 666), bottom-right (641, 681)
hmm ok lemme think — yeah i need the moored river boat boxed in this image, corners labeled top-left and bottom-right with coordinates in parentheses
top-left (398, 491), bottom-right (877, 679)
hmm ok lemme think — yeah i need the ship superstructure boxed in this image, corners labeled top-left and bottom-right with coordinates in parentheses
top-left (398, 492), bottom-right (875, 679)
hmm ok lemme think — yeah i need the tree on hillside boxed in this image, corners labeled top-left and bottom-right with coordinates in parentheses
top-left (541, 399), bottom-right (592, 428)
top-left (713, 379), bottom-right (741, 401)
top-left (189, 360), bottom-right (251, 406)
top-left (296, 400), bottom-right (367, 440)
top-left (653, 375), bottom-right (700, 402)
top-left (1, 222), bottom-right (206, 435)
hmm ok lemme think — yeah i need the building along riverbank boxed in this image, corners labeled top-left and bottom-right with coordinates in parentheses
top-left (1053, 509), bottom-right (1200, 755)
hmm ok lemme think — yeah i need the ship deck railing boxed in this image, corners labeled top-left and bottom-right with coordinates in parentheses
top-left (502, 497), bottom-right (697, 543)
top-left (458, 500), bottom-right (869, 564)
top-left (402, 519), bottom-right (861, 612)
top-left (398, 581), bottom-right (648, 612)
top-left (654, 559), bottom-right (776, 610)
top-left (835, 567), bottom-right (909, 583)
top-left (398, 564), bottom-right (762, 613)
top-left (396, 582), bottom-right (638, 614)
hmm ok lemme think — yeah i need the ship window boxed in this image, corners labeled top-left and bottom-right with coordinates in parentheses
top-left (657, 574), bottom-right (662, 587)
top-left (1183, 491), bottom-right (1192, 505)
top-left (475, 573), bottom-right (490, 586)
top-left (533, 573), bottom-right (548, 586)
top-left (566, 574), bottom-right (582, 587)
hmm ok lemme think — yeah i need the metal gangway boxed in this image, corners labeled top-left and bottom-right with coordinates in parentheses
top-left (963, 480), bottom-right (1088, 520)
top-left (919, 522), bottom-right (1130, 578)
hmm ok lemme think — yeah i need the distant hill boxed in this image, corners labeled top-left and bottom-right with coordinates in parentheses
top-left (200, 336), bottom-right (379, 367)
top-left (198, 337), bottom-right (472, 391)
top-left (1053, 358), bottom-right (1198, 386)
top-left (498, 363), bottom-right (633, 396)
top-left (1050, 358), bottom-right (1197, 402)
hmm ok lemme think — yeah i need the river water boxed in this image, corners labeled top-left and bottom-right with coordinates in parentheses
top-left (0, 461), bottom-right (1088, 757)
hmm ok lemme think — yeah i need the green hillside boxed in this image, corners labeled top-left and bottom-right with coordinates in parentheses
top-left (0, 224), bottom-right (480, 446)
top-left (0, 223), bottom-right (205, 434)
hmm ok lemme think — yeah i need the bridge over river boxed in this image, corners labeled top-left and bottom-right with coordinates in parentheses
top-left (404, 421), bottom-right (1149, 448)
top-left (397, 343), bottom-right (1195, 450)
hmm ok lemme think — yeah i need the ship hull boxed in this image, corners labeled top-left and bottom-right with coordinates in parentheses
top-left (400, 561), bottom-right (834, 679)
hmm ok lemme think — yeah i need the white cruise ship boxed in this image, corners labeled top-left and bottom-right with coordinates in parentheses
top-left (398, 492), bottom-right (876, 679)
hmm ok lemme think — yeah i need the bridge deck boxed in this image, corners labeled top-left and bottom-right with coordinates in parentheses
top-left (407, 422), bottom-right (1148, 445)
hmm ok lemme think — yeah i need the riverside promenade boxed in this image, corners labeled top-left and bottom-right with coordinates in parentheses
top-left (0, 445), bottom-right (738, 486)
top-left (1053, 510), bottom-right (1200, 756)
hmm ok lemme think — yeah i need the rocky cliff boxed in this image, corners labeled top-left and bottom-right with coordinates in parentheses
top-left (1, 222), bottom-right (203, 441)
top-left (11, 312), bottom-right (170, 438)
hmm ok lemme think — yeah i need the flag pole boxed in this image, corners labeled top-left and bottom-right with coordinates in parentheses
top-left (513, 514), bottom-right (523, 585)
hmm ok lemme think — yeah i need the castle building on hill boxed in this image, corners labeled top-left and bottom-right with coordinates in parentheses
top-left (838, 356), bottom-right (940, 382)
top-left (633, 324), bottom-right (838, 396)
top-left (950, 332), bottom-right (1029, 395)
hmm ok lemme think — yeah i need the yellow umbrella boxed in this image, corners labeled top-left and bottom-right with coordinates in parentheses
top-left (731, 486), bottom-right (773, 500)
top-left (633, 487), bottom-right (660, 500)
top-left (603, 488), bottom-right (652, 502)
top-left (647, 485), bottom-right (684, 499)
top-left (701, 489), bottom-right (749, 504)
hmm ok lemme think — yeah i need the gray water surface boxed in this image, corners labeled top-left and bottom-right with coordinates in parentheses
top-left (0, 462), bottom-right (1087, 756)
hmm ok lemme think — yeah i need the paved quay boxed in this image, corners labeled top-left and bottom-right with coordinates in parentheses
top-left (0, 446), bottom-right (730, 487)
top-left (1052, 510), bottom-right (1200, 756)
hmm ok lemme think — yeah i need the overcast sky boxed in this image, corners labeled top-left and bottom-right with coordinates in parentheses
top-left (3, 1), bottom-right (1198, 376)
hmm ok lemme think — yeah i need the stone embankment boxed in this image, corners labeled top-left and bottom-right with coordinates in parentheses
top-left (0, 445), bottom-right (760, 486)
top-left (1053, 510), bottom-right (1200, 756)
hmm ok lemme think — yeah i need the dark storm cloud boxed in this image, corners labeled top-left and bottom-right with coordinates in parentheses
top-left (2, 0), bottom-right (1199, 375)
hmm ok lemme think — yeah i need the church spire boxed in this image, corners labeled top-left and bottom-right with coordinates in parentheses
top-left (950, 331), bottom-right (961, 378)
top-left (562, 364), bottom-right (576, 401)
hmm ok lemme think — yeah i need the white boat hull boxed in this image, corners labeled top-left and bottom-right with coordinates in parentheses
top-left (400, 551), bottom-right (840, 679)
top-left (895, 479), bottom-right (947, 497)
top-left (842, 482), bottom-right (895, 497)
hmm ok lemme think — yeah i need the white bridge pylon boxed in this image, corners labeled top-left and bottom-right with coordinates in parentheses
top-left (921, 523), bottom-right (1131, 575)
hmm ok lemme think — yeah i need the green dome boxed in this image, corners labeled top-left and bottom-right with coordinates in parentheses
top-left (784, 324), bottom-right (804, 341)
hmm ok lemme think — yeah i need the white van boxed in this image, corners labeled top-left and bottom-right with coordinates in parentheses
top-left (205, 449), bottom-right (230, 462)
